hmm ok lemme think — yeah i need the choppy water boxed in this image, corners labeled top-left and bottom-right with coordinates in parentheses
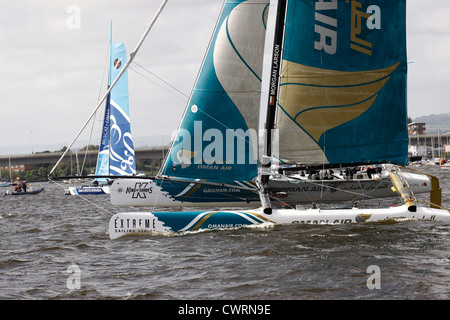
top-left (0, 166), bottom-right (449, 300)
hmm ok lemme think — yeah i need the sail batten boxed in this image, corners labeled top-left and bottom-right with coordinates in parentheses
top-left (275, 0), bottom-right (408, 167)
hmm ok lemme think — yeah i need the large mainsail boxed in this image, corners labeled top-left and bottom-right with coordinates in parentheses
top-left (275, 0), bottom-right (408, 167)
top-left (159, 0), bottom-right (270, 183)
top-left (96, 42), bottom-right (136, 177)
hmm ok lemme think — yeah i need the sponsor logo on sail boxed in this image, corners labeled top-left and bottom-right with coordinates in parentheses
top-left (314, 0), bottom-right (381, 56)
top-left (114, 58), bottom-right (122, 69)
top-left (171, 121), bottom-right (260, 168)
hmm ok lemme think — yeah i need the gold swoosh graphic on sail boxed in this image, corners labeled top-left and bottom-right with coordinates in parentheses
top-left (279, 61), bottom-right (400, 143)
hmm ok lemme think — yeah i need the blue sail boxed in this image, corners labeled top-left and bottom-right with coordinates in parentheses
top-left (276, 0), bottom-right (408, 166)
top-left (95, 42), bottom-right (136, 178)
top-left (95, 91), bottom-right (111, 177)
top-left (108, 42), bottom-right (136, 176)
top-left (160, 0), bottom-right (270, 183)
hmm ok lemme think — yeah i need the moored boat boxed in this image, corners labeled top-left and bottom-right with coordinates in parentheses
top-left (4, 187), bottom-right (44, 196)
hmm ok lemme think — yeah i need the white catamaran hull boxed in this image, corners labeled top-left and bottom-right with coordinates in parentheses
top-left (108, 205), bottom-right (450, 239)
top-left (109, 171), bottom-right (432, 207)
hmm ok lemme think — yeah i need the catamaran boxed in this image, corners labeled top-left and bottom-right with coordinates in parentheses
top-left (108, 0), bottom-right (440, 209)
top-left (65, 42), bottom-right (137, 195)
top-left (108, 0), bottom-right (450, 239)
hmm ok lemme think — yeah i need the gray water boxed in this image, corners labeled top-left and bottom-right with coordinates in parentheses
top-left (0, 166), bottom-right (449, 300)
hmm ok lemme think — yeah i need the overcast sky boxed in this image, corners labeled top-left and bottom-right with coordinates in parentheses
top-left (1, 0), bottom-right (450, 155)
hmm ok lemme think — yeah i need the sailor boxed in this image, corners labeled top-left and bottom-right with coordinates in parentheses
top-left (22, 181), bottom-right (28, 192)
top-left (344, 167), bottom-right (356, 180)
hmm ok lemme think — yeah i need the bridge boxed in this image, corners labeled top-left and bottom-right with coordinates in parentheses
top-left (0, 146), bottom-right (169, 169)
top-left (3, 132), bottom-right (448, 169)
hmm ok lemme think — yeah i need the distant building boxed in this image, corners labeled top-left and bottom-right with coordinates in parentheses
top-left (408, 122), bottom-right (426, 135)
top-left (0, 164), bottom-right (34, 172)
top-left (408, 131), bottom-right (450, 158)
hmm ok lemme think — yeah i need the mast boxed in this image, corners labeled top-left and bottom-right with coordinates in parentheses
top-left (262, 0), bottom-right (287, 182)
top-left (257, 0), bottom-right (287, 214)
top-left (95, 22), bottom-right (113, 180)
top-left (107, 21), bottom-right (112, 176)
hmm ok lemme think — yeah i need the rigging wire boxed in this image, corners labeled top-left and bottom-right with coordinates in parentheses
top-left (48, 178), bottom-right (116, 216)
top-left (77, 44), bottom-right (110, 175)
top-left (80, 44), bottom-right (111, 175)
top-left (157, 0), bottom-right (225, 178)
top-left (286, 173), bottom-right (396, 205)
top-left (131, 61), bottom-right (189, 101)
top-left (129, 65), bottom-right (188, 103)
